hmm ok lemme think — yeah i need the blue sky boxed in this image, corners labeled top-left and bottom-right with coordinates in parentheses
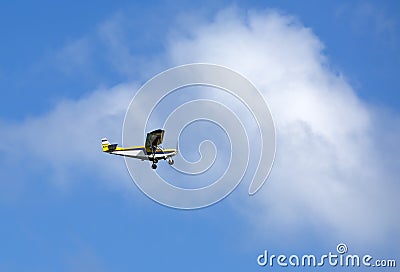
top-left (1, 1), bottom-right (399, 271)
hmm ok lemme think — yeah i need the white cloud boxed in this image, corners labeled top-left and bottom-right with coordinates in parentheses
top-left (165, 7), bottom-right (400, 248)
top-left (0, 83), bottom-right (134, 192)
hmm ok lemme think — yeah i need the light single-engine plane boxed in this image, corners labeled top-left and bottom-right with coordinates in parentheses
top-left (101, 129), bottom-right (177, 169)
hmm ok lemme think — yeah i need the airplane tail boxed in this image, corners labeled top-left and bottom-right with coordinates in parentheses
top-left (101, 138), bottom-right (111, 152)
top-left (101, 138), bottom-right (119, 152)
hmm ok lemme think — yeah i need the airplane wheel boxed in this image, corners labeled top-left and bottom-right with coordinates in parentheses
top-left (168, 159), bottom-right (174, 165)
top-left (151, 163), bottom-right (157, 169)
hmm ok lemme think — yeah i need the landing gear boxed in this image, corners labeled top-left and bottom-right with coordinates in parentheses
top-left (168, 159), bottom-right (174, 165)
top-left (150, 152), bottom-right (158, 170)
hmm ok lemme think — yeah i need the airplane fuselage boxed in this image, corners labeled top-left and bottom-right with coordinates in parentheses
top-left (105, 145), bottom-right (177, 161)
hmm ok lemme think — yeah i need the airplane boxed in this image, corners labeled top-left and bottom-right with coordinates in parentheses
top-left (101, 129), bottom-right (177, 169)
